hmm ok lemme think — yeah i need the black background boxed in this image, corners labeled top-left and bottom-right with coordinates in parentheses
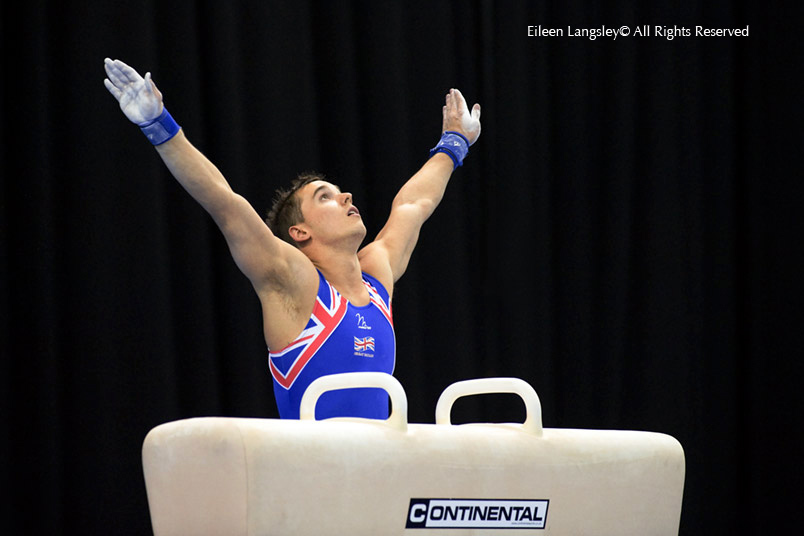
top-left (2, 1), bottom-right (802, 534)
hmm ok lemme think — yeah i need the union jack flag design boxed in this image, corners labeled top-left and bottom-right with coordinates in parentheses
top-left (269, 271), bottom-right (394, 393)
top-left (354, 336), bottom-right (375, 352)
top-left (363, 279), bottom-right (393, 327)
top-left (269, 274), bottom-right (348, 390)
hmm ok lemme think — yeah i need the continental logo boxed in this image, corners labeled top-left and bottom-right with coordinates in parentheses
top-left (406, 498), bottom-right (548, 529)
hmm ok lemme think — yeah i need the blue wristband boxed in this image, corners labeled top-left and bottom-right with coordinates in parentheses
top-left (139, 108), bottom-right (181, 145)
top-left (429, 131), bottom-right (470, 169)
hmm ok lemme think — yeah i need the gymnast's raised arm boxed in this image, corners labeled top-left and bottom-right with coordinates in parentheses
top-left (358, 88), bottom-right (481, 293)
top-left (102, 58), bottom-right (315, 296)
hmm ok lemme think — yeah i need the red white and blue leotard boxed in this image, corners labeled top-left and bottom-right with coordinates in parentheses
top-left (269, 270), bottom-right (395, 419)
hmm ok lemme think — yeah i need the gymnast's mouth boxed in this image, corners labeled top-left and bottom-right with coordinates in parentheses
top-left (348, 206), bottom-right (360, 217)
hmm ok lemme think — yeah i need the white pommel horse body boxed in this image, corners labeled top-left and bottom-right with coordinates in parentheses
top-left (142, 373), bottom-right (685, 535)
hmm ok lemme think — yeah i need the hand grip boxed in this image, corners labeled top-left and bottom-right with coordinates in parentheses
top-left (435, 377), bottom-right (543, 436)
top-left (299, 372), bottom-right (408, 431)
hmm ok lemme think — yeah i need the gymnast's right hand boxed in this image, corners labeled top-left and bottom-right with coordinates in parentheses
top-left (103, 58), bottom-right (163, 125)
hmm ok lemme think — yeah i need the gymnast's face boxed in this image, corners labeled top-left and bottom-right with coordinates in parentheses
top-left (293, 180), bottom-right (366, 246)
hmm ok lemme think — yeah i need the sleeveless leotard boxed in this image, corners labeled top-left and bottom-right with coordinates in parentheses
top-left (269, 270), bottom-right (395, 419)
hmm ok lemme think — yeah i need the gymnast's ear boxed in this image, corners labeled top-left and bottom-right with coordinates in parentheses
top-left (288, 224), bottom-right (310, 244)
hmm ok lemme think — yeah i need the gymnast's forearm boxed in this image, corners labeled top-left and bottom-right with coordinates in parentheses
top-left (104, 58), bottom-right (238, 223)
top-left (154, 130), bottom-right (238, 220)
top-left (390, 152), bottom-right (455, 221)
top-left (390, 87), bottom-right (482, 221)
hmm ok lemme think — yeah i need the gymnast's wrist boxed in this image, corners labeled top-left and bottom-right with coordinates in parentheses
top-left (429, 131), bottom-right (470, 169)
top-left (139, 107), bottom-right (181, 145)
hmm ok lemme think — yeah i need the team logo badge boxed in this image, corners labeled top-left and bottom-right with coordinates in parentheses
top-left (354, 337), bottom-right (375, 352)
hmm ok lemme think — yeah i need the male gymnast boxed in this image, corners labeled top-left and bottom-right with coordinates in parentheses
top-left (103, 58), bottom-right (481, 419)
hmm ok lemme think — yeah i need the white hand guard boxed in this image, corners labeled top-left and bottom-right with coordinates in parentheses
top-left (104, 58), bottom-right (162, 125)
top-left (104, 58), bottom-right (180, 144)
top-left (442, 88), bottom-right (481, 146)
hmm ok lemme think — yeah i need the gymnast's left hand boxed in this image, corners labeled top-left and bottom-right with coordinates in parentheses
top-left (441, 88), bottom-right (481, 145)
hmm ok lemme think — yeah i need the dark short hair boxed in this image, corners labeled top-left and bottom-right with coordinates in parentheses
top-left (265, 172), bottom-right (325, 246)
